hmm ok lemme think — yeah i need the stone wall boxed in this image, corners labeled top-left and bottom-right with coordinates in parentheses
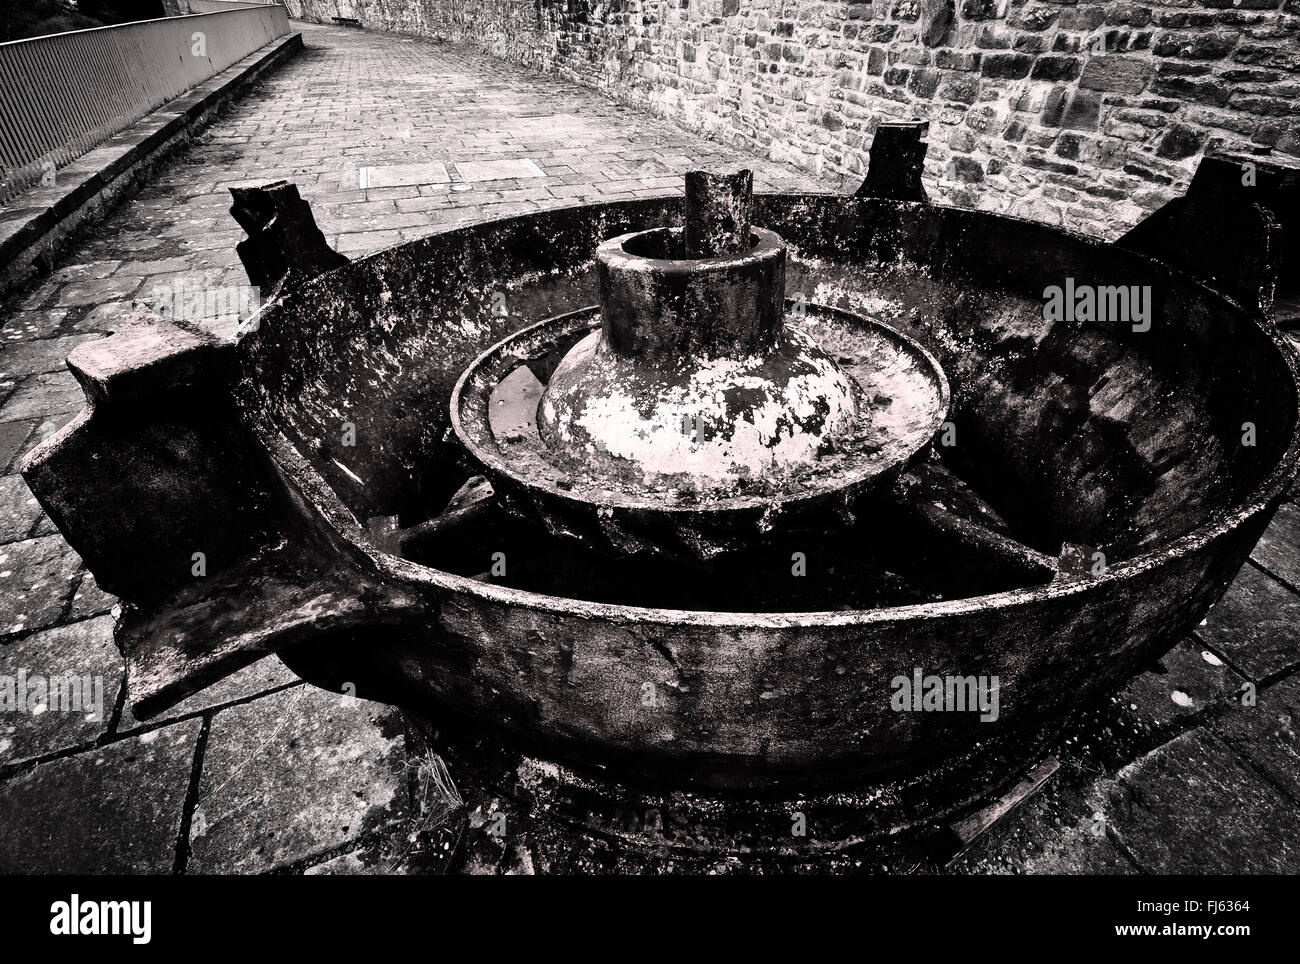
top-left (286, 0), bottom-right (1300, 237)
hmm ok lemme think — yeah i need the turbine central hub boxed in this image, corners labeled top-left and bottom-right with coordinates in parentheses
top-left (537, 218), bottom-right (864, 495)
top-left (450, 169), bottom-right (949, 559)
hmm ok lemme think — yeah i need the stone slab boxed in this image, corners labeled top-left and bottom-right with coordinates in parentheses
top-left (187, 684), bottom-right (411, 873)
top-left (0, 615), bottom-right (121, 766)
top-left (0, 474), bottom-right (42, 544)
top-left (454, 158), bottom-right (546, 182)
top-left (1, 310), bottom-right (67, 343)
top-left (0, 335), bottom-right (98, 380)
top-left (949, 774), bottom-right (1139, 875)
top-left (55, 276), bottom-right (144, 307)
top-left (1098, 729), bottom-right (1300, 873)
top-left (360, 162), bottom-right (451, 188)
top-left (1196, 563), bottom-right (1300, 681)
top-left (0, 371), bottom-right (84, 422)
top-left (17, 411), bottom-right (81, 462)
top-left (0, 535), bottom-right (83, 637)
top-left (66, 570), bottom-right (116, 621)
top-left (1251, 500), bottom-right (1300, 590)
top-left (0, 717), bottom-right (199, 873)
top-left (126, 654), bottom-right (300, 728)
top-left (1117, 636), bottom-right (1246, 730)
top-left (0, 421), bottom-right (32, 474)
top-left (1213, 671), bottom-right (1300, 804)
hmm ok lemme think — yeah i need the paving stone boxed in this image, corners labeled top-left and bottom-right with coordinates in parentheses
top-left (454, 158), bottom-right (547, 181)
top-left (181, 228), bottom-right (243, 253)
top-left (365, 212), bottom-right (441, 232)
top-left (17, 411), bottom-right (81, 460)
top-left (0, 335), bottom-right (97, 380)
top-left (0, 371), bottom-right (84, 422)
top-left (301, 751), bottom-right (467, 876)
top-left (302, 817), bottom-right (464, 876)
top-left (71, 300), bottom-right (135, 333)
top-left (0, 615), bottom-right (122, 766)
top-left (48, 261), bottom-right (120, 284)
top-left (331, 199), bottom-right (397, 219)
top-left (126, 654), bottom-right (299, 728)
top-left (187, 684), bottom-right (411, 873)
top-left (1251, 501), bottom-right (1300, 590)
top-left (0, 421), bottom-right (32, 474)
top-left (1196, 563), bottom-right (1300, 681)
top-left (55, 276), bottom-right (144, 307)
top-left (0, 474), bottom-right (42, 543)
top-left (1213, 671), bottom-right (1300, 804)
top-left (0, 309), bottom-right (66, 342)
top-left (361, 162), bottom-right (450, 187)
top-left (395, 195), bottom-right (455, 214)
top-left (302, 850), bottom-right (387, 875)
top-left (352, 185), bottom-right (423, 201)
top-left (0, 535), bottom-right (83, 637)
top-left (547, 183), bottom-right (597, 199)
top-left (950, 773), bottom-right (1138, 875)
top-left (1116, 636), bottom-right (1247, 729)
top-left (12, 287), bottom-right (53, 311)
top-left (112, 257), bottom-right (194, 277)
top-left (0, 718), bottom-right (199, 873)
top-left (335, 229), bottom-right (403, 254)
top-left (30, 513), bottom-right (57, 537)
top-left (66, 570), bottom-right (116, 621)
top-left (1096, 729), bottom-right (1300, 873)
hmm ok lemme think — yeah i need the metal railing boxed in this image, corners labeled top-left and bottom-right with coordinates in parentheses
top-left (183, 1), bottom-right (282, 12)
top-left (0, 4), bottom-right (291, 205)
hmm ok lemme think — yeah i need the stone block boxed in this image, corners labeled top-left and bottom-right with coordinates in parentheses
top-left (1079, 56), bottom-right (1153, 93)
top-left (981, 52), bottom-right (1036, 79)
top-left (1099, 730), bottom-right (1300, 872)
top-left (1251, 501), bottom-right (1300, 590)
top-left (1197, 563), bottom-right (1300, 681)
top-left (187, 685), bottom-right (411, 873)
top-left (0, 718), bottom-right (198, 873)
top-left (0, 535), bottom-right (83, 637)
top-left (0, 615), bottom-right (121, 766)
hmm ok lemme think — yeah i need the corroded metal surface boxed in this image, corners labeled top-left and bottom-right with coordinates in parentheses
top-left (453, 302), bottom-right (949, 559)
top-left (683, 169), bottom-right (753, 258)
top-left (855, 121), bottom-right (929, 204)
top-left (230, 180), bottom-right (349, 292)
top-left (453, 172), bottom-right (950, 560)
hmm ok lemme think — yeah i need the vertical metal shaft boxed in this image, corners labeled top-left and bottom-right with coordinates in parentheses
top-left (684, 169), bottom-right (753, 257)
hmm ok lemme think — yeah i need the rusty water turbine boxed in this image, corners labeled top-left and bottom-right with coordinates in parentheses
top-left (19, 126), bottom-right (1300, 863)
